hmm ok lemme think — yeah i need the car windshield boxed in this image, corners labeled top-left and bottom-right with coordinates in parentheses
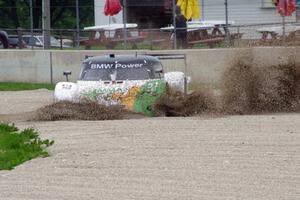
top-left (80, 68), bottom-right (151, 81)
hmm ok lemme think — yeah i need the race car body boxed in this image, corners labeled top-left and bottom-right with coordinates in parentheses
top-left (54, 54), bottom-right (186, 116)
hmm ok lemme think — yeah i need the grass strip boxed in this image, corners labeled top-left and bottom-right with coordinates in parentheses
top-left (0, 82), bottom-right (55, 91)
top-left (0, 123), bottom-right (54, 170)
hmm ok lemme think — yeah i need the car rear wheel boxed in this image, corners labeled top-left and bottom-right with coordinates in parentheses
top-left (0, 34), bottom-right (9, 49)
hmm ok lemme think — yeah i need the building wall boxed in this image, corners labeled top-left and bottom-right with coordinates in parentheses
top-left (93, 0), bottom-right (297, 26)
top-left (199, 0), bottom-right (296, 24)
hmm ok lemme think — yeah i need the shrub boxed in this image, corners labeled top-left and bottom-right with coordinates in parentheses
top-left (0, 123), bottom-right (54, 170)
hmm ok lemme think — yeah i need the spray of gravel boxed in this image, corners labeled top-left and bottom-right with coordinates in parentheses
top-left (155, 55), bottom-right (300, 116)
top-left (154, 88), bottom-right (217, 117)
top-left (34, 55), bottom-right (300, 120)
top-left (34, 101), bottom-right (125, 121)
top-left (221, 56), bottom-right (300, 114)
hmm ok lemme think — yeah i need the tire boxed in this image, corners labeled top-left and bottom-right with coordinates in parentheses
top-left (0, 33), bottom-right (9, 49)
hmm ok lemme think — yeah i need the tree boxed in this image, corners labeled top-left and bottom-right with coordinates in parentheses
top-left (0, 0), bottom-right (94, 30)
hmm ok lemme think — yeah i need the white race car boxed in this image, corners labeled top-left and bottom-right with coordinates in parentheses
top-left (54, 54), bottom-right (187, 116)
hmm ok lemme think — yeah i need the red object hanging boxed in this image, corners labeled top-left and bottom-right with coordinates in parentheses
top-left (278, 0), bottom-right (296, 16)
top-left (104, 0), bottom-right (122, 16)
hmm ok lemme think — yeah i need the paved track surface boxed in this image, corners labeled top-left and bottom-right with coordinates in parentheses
top-left (0, 90), bottom-right (299, 200)
top-left (0, 89), bottom-right (53, 115)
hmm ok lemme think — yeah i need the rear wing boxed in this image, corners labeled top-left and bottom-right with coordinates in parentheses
top-left (145, 53), bottom-right (186, 60)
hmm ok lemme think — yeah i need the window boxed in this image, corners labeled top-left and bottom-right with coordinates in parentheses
top-left (261, 0), bottom-right (276, 8)
top-left (28, 37), bottom-right (39, 46)
top-left (262, 0), bottom-right (300, 8)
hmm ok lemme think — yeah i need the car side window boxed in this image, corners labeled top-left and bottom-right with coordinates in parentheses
top-left (28, 37), bottom-right (38, 46)
top-left (22, 37), bottom-right (29, 44)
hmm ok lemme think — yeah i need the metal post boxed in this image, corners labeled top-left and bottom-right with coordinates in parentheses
top-left (150, 29), bottom-right (153, 50)
top-left (225, 0), bottom-right (229, 46)
top-left (237, 26), bottom-right (240, 47)
top-left (282, 0), bottom-right (286, 46)
top-left (43, 0), bottom-right (51, 49)
top-left (184, 54), bottom-right (187, 95)
top-left (122, 0), bottom-right (127, 49)
top-left (201, 0), bottom-right (204, 20)
top-left (49, 52), bottom-right (53, 84)
top-left (42, 0), bottom-right (45, 49)
top-left (17, 27), bottom-right (23, 49)
top-left (29, 0), bottom-right (34, 49)
top-left (76, 0), bottom-right (80, 48)
top-left (59, 30), bottom-right (63, 49)
top-left (172, 0), bottom-right (177, 49)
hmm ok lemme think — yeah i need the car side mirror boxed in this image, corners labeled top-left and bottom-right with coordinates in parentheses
top-left (63, 71), bottom-right (72, 82)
